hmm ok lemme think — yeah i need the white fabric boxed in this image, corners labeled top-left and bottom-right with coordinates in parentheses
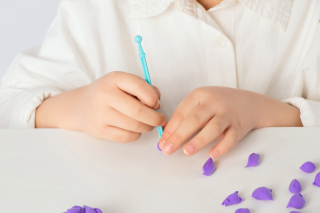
top-left (0, 0), bottom-right (320, 128)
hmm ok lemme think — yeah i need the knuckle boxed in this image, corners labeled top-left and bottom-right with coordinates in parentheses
top-left (189, 113), bottom-right (202, 126)
top-left (172, 112), bottom-right (185, 123)
top-left (154, 114), bottom-right (165, 126)
top-left (127, 119), bottom-right (139, 130)
top-left (113, 132), bottom-right (126, 143)
top-left (130, 105), bottom-right (143, 117)
top-left (221, 142), bottom-right (232, 152)
top-left (229, 131), bottom-right (239, 143)
top-left (211, 123), bottom-right (222, 133)
top-left (171, 133), bottom-right (183, 143)
top-left (194, 136), bottom-right (207, 147)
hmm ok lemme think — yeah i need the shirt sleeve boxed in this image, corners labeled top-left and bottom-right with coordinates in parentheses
top-left (282, 21), bottom-right (320, 127)
top-left (0, 0), bottom-right (95, 128)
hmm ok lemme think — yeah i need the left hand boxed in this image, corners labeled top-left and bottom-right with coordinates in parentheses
top-left (159, 86), bottom-right (302, 158)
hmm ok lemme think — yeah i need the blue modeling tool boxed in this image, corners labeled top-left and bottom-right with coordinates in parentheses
top-left (134, 35), bottom-right (163, 138)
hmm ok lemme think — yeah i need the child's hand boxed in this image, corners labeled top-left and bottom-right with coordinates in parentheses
top-left (159, 87), bottom-right (302, 158)
top-left (36, 71), bottom-right (166, 142)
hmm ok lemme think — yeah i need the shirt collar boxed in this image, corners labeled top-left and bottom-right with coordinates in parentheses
top-left (130, 0), bottom-right (293, 31)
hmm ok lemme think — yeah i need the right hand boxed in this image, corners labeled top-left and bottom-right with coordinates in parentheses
top-left (36, 71), bottom-right (166, 142)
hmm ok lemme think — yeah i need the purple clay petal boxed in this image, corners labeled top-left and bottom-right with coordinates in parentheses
top-left (202, 158), bottom-right (216, 176)
top-left (85, 206), bottom-right (99, 213)
top-left (289, 179), bottom-right (302, 194)
top-left (313, 172), bottom-right (320, 187)
top-left (222, 191), bottom-right (243, 206)
top-left (157, 142), bottom-right (162, 151)
top-left (235, 208), bottom-right (250, 213)
top-left (94, 208), bottom-right (103, 213)
top-left (66, 206), bottom-right (84, 213)
top-left (252, 187), bottom-right (273, 201)
top-left (246, 153), bottom-right (260, 167)
top-left (287, 193), bottom-right (305, 209)
top-left (300, 161), bottom-right (316, 173)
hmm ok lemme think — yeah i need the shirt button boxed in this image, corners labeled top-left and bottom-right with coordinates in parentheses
top-left (214, 36), bottom-right (227, 48)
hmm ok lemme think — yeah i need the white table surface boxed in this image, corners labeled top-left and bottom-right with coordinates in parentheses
top-left (0, 128), bottom-right (319, 213)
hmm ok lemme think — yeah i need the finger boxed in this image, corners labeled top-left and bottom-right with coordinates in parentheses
top-left (90, 125), bottom-right (141, 143)
top-left (114, 72), bottom-right (160, 110)
top-left (109, 90), bottom-right (166, 127)
top-left (161, 105), bottom-right (214, 155)
top-left (105, 107), bottom-right (154, 133)
top-left (153, 85), bottom-right (161, 100)
top-left (159, 93), bottom-right (200, 148)
top-left (183, 115), bottom-right (230, 156)
top-left (209, 127), bottom-right (240, 158)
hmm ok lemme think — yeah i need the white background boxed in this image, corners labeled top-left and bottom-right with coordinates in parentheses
top-left (0, 0), bottom-right (61, 80)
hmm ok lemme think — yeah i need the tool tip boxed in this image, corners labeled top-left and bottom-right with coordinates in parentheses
top-left (134, 35), bottom-right (142, 43)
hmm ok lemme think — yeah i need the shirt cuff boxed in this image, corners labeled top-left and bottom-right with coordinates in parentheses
top-left (282, 97), bottom-right (320, 127)
top-left (9, 88), bottom-right (62, 128)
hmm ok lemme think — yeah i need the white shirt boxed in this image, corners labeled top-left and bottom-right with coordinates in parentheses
top-left (0, 0), bottom-right (320, 128)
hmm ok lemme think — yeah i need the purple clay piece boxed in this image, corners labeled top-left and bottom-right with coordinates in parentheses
top-left (300, 161), bottom-right (316, 173)
top-left (222, 191), bottom-right (243, 206)
top-left (157, 142), bottom-right (162, 151)
top-left (64, 206), bottom-right (102, 213)
top-left (287, 193), bottom-right (305, 209)
top-left (202, 158), bottom-right (216, 176)
top-left (289, 212), bottom-right (300, 213)
top-left (252, 187), bottom-right (273, 201)
top-left (313, 172), bottom-right (320, 187)
top-left (235, 208), bottom-right (250, 213)
top-left (289, 179), bottom-right (302, 194)
top-left (246, 153), bottom-right (260, 167)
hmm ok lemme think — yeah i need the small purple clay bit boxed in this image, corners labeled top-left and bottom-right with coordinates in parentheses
top-left (290, 212), bottom-right (300, 213)
top-left (289, 179), bottom-right (302, 194)
top-left (157, 142), bottom-right (162, 151)
top-left (202, 158), bottom-right (216, 176)
top-left (252, 187), bottom-right (273, 201)
top-left (246, 153), bottom-right (260, 167)
top-left (287, 193), bottom-right (305, 209)
top-left (235, 208), bottom-right (250, 213)
top-left (313, 172), bottom-right (320, 187)
top-left (222, 191), bottom-right (243, 206)
top-left (64, 205), bottom-right (102, 213)
top-left (300, 161), bottom-right (316, 173)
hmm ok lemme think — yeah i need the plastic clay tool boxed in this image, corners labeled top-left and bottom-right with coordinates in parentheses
top-left (134, 35), bottom-right (163, 138)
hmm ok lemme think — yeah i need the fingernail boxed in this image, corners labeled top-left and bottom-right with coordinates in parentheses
top-left (211, 150), bottom-right (220, 158)
top-left (184, 144), bottom-right (195, 155)
top-left (163, 143), bottom-right (174, 155)
top-left (159, 139), bottom-right (165, 149)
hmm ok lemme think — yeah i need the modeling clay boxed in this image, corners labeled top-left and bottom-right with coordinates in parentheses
top-left (222, 191), bottom-right (243, 206)
top-left (287, 193), bottom-right (305, 209)
top-left (64, 206), bottom-right (102, 213)
top-left (289, 212), bottom-right (300, 213)
top-left (313, 172), bottom-right (320, 187)
top-left (235, 208), bottom-right (250, 213)
top-left (246, 153), bottom-right (260, 167)
top-left (289, 179), bottom-right (302, 193)
top-left (300, 161), bottom-right (315, 173)
top-left (202, 158), bottom-right (216, 176)
top-left (157, 142), bottom-right (162, 151)
top-left (252, 187), bottom-right (273, 201)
